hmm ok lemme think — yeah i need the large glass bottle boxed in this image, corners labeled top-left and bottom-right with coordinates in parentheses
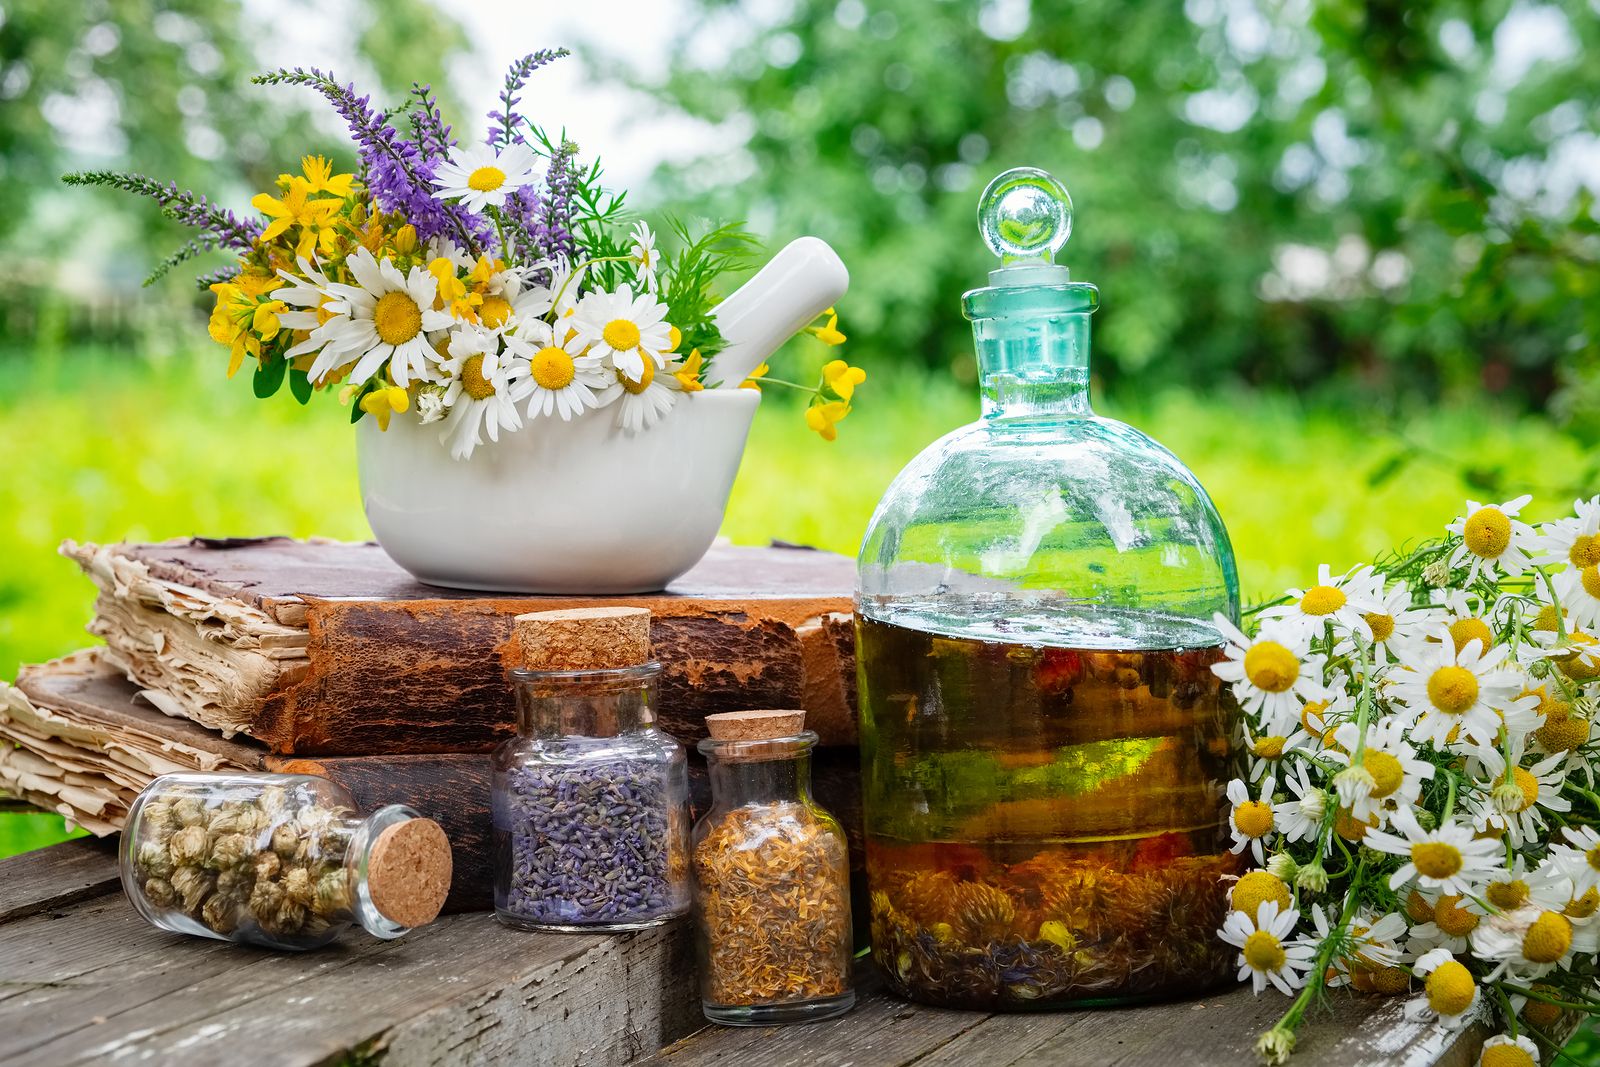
top-left (856, 168), bottom-right (1241, 1009)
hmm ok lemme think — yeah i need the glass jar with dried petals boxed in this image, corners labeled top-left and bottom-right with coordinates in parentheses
top-left (120, 772), bottom-right (453, 950)
top-left (692, 710), bottom-right (855, 1025)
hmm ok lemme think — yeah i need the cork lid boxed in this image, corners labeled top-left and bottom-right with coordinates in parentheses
top-left (705, 709), bottom-right (807, 741)
top-left (366, 817), bottom-right (452, 929)
top-left (514, 606), bottom-right (652, 671)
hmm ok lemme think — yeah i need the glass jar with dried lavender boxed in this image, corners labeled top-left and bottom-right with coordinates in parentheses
top-left (692, 710), bottom-right (855, 1026)
top-left (492, 606), bottom-right (691, 931)
top-left (120, 772), bottom-right (453, 950)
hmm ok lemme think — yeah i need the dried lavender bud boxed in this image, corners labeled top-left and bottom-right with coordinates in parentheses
top-left (209, 832), bottom-right (252, 869)
top-left (169, 825), bottom-right (208, 866)
top-left (145, 877), bottom-right (178, 909)
top-left (497, 758), bottom-right (687, 926)
top-left (174, 798), bottom-right (207, 826)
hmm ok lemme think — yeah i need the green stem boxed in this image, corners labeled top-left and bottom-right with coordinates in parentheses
top-left (745, 375), bottom-right (820, 393)
top-left (1500, 981), bottom-right (1600, 1012)
top-left (1494, 982), bottom-right (1519, 1039)
top-left (549, 254), bottom-right (633, 310)
top-left (1441, 769), bottom-right (1459, 823)
top-left (1262, 865), bottom-right (1365, 1048)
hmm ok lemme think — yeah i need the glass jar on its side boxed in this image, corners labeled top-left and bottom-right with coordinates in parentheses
top-left (692, 721), bottom-right (854, 1025)
top-left (493, 661), bottom-right (691, 931)
top-left (121, 772), bottom-right (452, 950)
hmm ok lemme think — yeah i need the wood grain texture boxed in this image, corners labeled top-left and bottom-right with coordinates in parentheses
top-left (0, 837), bottom-right (119, 922)
top-left (64, 538), bottom-right (860, 755)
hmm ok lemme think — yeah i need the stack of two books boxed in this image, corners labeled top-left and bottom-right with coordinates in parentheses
top-left (0, 537), bottom-right (862, 909)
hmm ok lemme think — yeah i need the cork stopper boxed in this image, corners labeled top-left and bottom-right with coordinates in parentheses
top-left (514, 606), bottom-right (651, 671)
top-left (366, 818), bottom-right (453, 930)
top-left (705, 709), bottom-right (807, 741)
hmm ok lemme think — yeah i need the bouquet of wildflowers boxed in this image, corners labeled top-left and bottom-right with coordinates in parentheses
top-left (1213, 494), bottom-right (1600, 1065)
top-left (64, 50), bottom-right (862, 459)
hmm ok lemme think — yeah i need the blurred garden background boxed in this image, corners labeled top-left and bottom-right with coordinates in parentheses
top-left (2, 0), bottom-right (1597, 873)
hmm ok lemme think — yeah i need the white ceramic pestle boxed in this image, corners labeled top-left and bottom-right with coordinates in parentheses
top-left (704, 236), bottom-right (849, 388)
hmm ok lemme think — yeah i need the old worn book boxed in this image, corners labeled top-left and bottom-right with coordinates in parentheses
top-left (62, 537), bottom-right (858, 755)
top-left (1, 652), bottom-right (865, 915)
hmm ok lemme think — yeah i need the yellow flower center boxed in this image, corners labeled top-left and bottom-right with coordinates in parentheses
top-left (1510, 766), bottom-right (1540, 812)
top-left (1411, 841), bottom-right (1463, 880)
top-left (1583, 565), bottom-right (1600, 601)
top-left (1463, 506), bottom-right (1512, 558)
top-left (1560, 633), bottom-right (1600, 680)
top-left (1538, 712), bottom-right (1589, 752)
top-left (1448, 617), bottom-right (1494, 655)
top-left (1534, 604), bottom-right (1562, 632)
top-left (1521, 911), bottom-right (1572, 964)
top-left (1480, 1045), bottom-right (1537, 1067)
top-left (1587, 844), bottom-right (1600, 873)
top-left (1566, 887), bottom-right (1600, 919)
top-left (603, 318), bottom-right (642, 352)
top-left (1301, 700), bottom-right (1330, 732)
top-left (1425, 960), bottom-right (1475, 1016)
top-left (1487, 878), bottom-right (1530, 910)
top-left (1370, 966), bottom-right (1411, 995)
top-left (619, 359), bottom-right (655, 396)
top-left (1252, 735), bottom-right (1287, 759)
top-left (1230, 871), bottom-right (1291, 919)
top-left (1243, 641), bottom-right (1299, 693)
top-left (479, 295), bottom-right (513, 329)
top-left (460, 354), bottom-right (495, 400)
top-left (373, 290), bottom-right (423, 346)
top-left (1300, 584), bottom-right (1346, 616)
top-left (530, 346), bottom-right (576, 391)
top-left (1434, 894), bottom-right (1479, 937)
top-left (1233, 800), bottom-right (1274, 839)
top-left (1364, 612), bottom-right (1396, 642)
top-left (1364, 751), bottom-right (1404, 799)
top-left (1572, 534), bottom-right (1600, 568)
top-left (1427, 666), bottom-right (1479, 714)
top-left (1405, 890), bottom-right (1435, 924)
top-left (1241, 930), bottom-right (1286, 973)
top-left (467, 165), bottom-right (506, 192)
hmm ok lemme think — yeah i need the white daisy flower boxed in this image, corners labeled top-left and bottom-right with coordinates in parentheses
top-left (431, 141), bottom-right (541, 212)
top-left (503, 319), bottom-right (608, 422)
top-left (1461, 854), bottom-right (1566, 917)
top-left (1537, 495), bottom-right (1600, 573)
top-left (1470, 904), bottom-right (1578, 980)
top-left (1549, 824), bottom-right (1600, 897)
top-left (1244, 725), bottom-right (1307, 783)
top-left (629, 219), bottom-right (660, 294)
top-left (1406, 891), bottom-right (1482, 954)
top-left (1466, 751), bottom-right (1570, 846)
top-left (589, 358), bottom-right (679, 435)
top-left (1365, 805), bottom-right (1503, 895)
top-left (1259, 563), bottom-right (1382, 641)
top-left (545, 256), bottom-right (588, 322)
top-left (1405, 947), bottom-right (1480, 1029)
top-left (1226, 776), bottom-right (1276, 864)
top-left (272, 256), bottom-right (337, 334)
top-left (1325, 720), bottom-right (1434, 823)
top-left (1273, 762), bottom-right (1328, 845)
top-left (1307, 904), bottom-right (1406, 987)
top-left (435, 325), bottom-right (525, 460)
top-left (1334, 573), bottom-right (1437, 665)
top-left (422, 235), bottom-right (475, 271)
top-left (1388, 626), bottom-right (1523, 749)
top-left (1553, 562), bottom-right (1600, 632)
top-left (1217, 900), bottom-right (1314, 996)
top-left (478, 267), bottom-right (554, 331)
top-left (1211, 615), bottom-right (1323, 735)
top-left (292, 247), bottom-right (453, 387)
top-left (571, 283), bottom-right (673, 380)
top-left (1446, 495), bottom-right (1536, 583)
top-left (1477, 1034), bottom-right (1541, 1067)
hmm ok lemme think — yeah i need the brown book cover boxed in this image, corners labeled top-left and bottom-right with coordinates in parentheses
top-left (63, 537), bottom-right (859, 756)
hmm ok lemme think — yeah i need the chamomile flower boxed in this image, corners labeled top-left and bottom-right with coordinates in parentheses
top-left (435, 325), bottom-right (525, 460)
top-left (1325, 720), bottom-right (1434, 823)
top-left (1548, 825), bottom-right (1600, 897)
top-left (1217, 900), bottom-right (1314, 996)
top-left (1211, 616), bottom-right (1323, 735)
top-left (1407, 892), bottom-right (1482, 954)
top-left (1244, 726), bottom-right (1306, 783)
top-left (295, 247), bottom-right (452, 387)
top-left (1388, 626), bottom-right (1522, 749)
top-left (1477, 1034), bottom-right (1540, 1067)
top-left (1471, 904), bottom-right (1578, 980)
top-left (1227, 776), bottom-right (1276, 864)
top-left (422, 235), bottom-right (475, 271)
top-left (431, 141), bottom-right (541, 212)
top-left (1306, 904), bottom-right (1406, 988)
top-left (1259, 563), bottom-right (1381, 640)
top-left (477, 268), bottom-right (554, 331)
top-left (1537, 495), bottom-right (1600, 573)
top-left (605, 358), bottom-right (678, 434)
top-left (272, 256), bottom-right (338, 335)
top-left (1553, 561), bottom-right (1600, 632)
top-left (1406, 947), bottom-right (1480, 1029)
top-left (1365, 806), bottom-right (1504, 895)
top-left (1273, 762), bottom-right (1329, 844)
top-left (1446, 495), bottom-right (1537, 583)
top-left (1464, 854), bottom-right (1566, 917)
top-left (629, 220), bottom-right (660, 293)
top-left (1335, 573), bottom-right (1437, 665)
top-left (503, 319), bottom-right (607, 422)
top-left (571, 284), bottom-right (673, 381)
top-left (1467, 751), bottom-right (1571, 846)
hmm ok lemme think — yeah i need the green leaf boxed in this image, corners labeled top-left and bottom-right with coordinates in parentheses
top-left (252, 355), bottom-right (287, 399)
top-left (349, 388), bottom-right (369, 424)
top-left (289, 368), bottom-right (313, 405)
top-left (1365, 452), bottom-right (1409, 488)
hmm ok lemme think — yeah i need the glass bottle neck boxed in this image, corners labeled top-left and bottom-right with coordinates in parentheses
top-left (510, 665), bottom-right (661, 738)
top-left (706, 750), bottom-right (813, 809)
top-left (973, 311), bottom-right (1093, 420)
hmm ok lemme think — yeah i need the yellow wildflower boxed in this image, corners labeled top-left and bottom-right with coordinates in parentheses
top-left (805, 399), bottom-right (851, 442)
top-left (252, 177), bottom-right (341, 245)
top-left (807, 306), bottom-right (846, 346)
top-left (673, 349), bottom-right (706, 393)
top-left (821, 358), bottom-right (866, 402)
top-left (391, 224), bottom-right (419, 257)
top-left (296, 155), bottom-right (356, 198)
top-left (208, 272), bottom-right (284, 378)
top-left (741, 362), bottom-right (769, 391)
top-left (358, 385), bottom-right (410, 431)
top-left (430, 257), bottom-right (480, 321)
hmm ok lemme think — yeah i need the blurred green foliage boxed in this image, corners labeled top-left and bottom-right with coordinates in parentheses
top-left (632, 0), bottom-right (1600, 438)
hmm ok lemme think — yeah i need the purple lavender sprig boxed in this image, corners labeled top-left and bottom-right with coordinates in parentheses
top-left (487, 49), bottom-right (570, 150)
top-left (61, 171), bottom-right (260, 251)
top-left (539, 139), bottom-right (580, 261)
top-left (407, 83), bottom-right (455, 163)
top-left (252, 67), bottom-right (488, 253)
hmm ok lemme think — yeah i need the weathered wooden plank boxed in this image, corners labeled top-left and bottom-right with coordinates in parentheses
top-left (0, 878), bottom-right (700, 1067)
top-left (0, 836), bottom-right (119, 922)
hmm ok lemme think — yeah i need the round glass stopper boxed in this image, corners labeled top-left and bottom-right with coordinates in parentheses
top-left (977, 167), bottom-right (1073, 264)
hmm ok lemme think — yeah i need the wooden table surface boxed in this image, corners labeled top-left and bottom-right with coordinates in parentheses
top-left (0, 839), bottom-right (1491, 1067)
